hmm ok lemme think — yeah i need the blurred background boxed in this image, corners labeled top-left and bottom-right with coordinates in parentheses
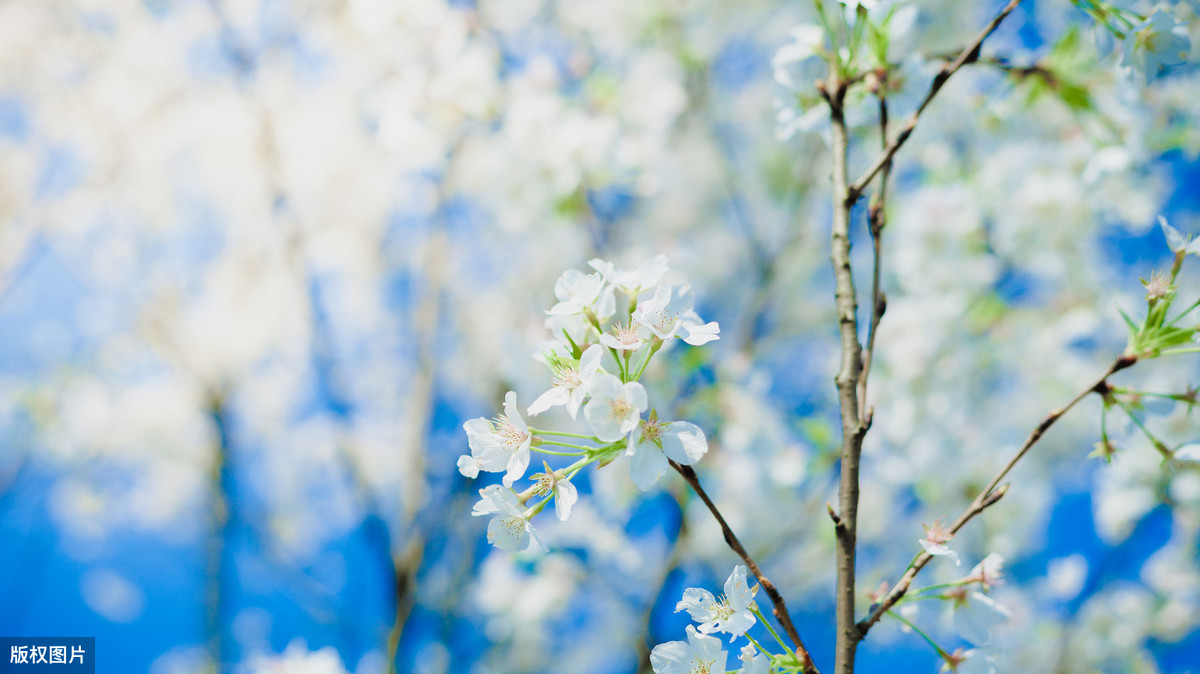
top-left (2, 0), bottom-right (1200, 672)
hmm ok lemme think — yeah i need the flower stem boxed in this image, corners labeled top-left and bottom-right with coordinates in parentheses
top-left (751, 604), bottom-right (795, 658)
top-left (531, 447), bottom-right (588, 457)
top-left (745, 633), bottom-right (774, 657)
top-left (632, 338), bottom-right (663, 381)
top-left (886, 610), bottom-right (948, 658)
top-left (537, 440), bottom-right (596, 452)
top-left (529, 428), bottom-right (599, 440)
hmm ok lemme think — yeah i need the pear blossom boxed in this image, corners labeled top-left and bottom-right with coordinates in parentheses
top-left (649, 625), bottom-right (728, 674)
top-left (950, 590), bottom-right (1012, 645)
top-left (920, 518), bottom-right (960, 566)
top-left (461, 391), bottom-right (533, 486)
top-left (675, 565), bottom-right (758, 640)
top-left (472, 485), bottom-right (542, 552)
top-left (600, 322), bottom-right (651, 352)
top-left (632, 284), bottom-right (721, 345)
top-left (1121, 10), bottom-right (1191, 82)
top-left (528, 345), bottom-right (603, 419)
top-left (589, 254), bottom-right (669, 295)
top-left (584, 374), bottom-right (647, 442)
top-left (962, 553), bottom-right (1005, 592)
top-left (626, 411), bottom-right (708, 491)
top-left (738, 644), bottom-right (770, 674)
top-left (530, 461), bottom-right (579, 521)
top-left (1160, 215), bottom-right (1200, 256)
top-left (547, 269), bottom-right (616, 319)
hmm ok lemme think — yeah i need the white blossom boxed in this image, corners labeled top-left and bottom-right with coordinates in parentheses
top-left (675, 565), bottom-right (758, 640)
top-left (528, 345), bottom-right (603, 419)
top-left (584, 374), bottom-right (647, 442)
top-left (626, 413), bottom-right (708, 491)
top-left (649, 625), bottom-right (728, 674)
top-left (632, 284), bottom-right (720, 345)
top-left (461, 391), bottom-right (533, 486)
top-left (472, 485), bottom-right (542, 552)
top-left (1121, 10), bottom-right (1191, 82)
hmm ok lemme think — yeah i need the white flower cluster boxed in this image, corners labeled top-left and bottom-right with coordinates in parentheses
top-left (458, 256), bottom-right (720, 552)
top-left (652, 566), bottom-right (771, 674)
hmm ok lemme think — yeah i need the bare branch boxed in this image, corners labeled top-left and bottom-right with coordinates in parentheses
top-left (848, 0), bottom-right (1028, 200)
top-left (856, 354), bottom-right (1138, 637)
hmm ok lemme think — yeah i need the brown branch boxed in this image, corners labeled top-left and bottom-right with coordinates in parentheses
top-left (848, 0), bottom-right (1028, 200)
top-left (670, 461), bottom-right (817, 673)
top-left (827, 77), bottom-right (866, 674)
top-left (855, 354), bottom-right (1138, 637)
top-left (857, 92), bottom-right (893, 431)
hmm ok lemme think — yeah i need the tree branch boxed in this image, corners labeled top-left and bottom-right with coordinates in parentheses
top-left (857, 92), bottom-right (893, 431)
top-left (855, 354), bottom-right (1138, 637)
top-left (826, 77), bottom-right (866, 674)
top-left (848, 0), bottom-right (1028, 200)
top-left (669, 461), bottom-right (817, 673)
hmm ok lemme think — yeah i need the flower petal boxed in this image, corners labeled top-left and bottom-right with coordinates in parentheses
top-left (661, 421), bottom-right (708, 465)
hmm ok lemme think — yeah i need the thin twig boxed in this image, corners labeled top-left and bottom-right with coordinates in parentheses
top-left (848, 0), bottom-right (1028, 200)
top-left (857, 92), bottom-right (893, 430)
top-left (855, 354), bottom-right (1138, 636)
top-left (669, 461), bottom-right (817, 673)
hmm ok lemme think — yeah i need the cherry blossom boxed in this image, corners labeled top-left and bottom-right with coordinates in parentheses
top-left (675, 565), bottom-right (759, 640)
top-left (649, 625), bottom-right (728, 674)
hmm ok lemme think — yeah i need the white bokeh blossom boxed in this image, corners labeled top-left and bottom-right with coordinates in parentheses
top-left (1121, 9), bottom-right (1191, 81)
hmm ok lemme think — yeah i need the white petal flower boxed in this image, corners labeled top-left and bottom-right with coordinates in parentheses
top-left (920, 519), bottom-right (960, 566)
top-left (471, 485), bottom-right (542, 552)
top-left (952, 591), bottom-right (1012, 645)
top-left (1121, 10), bottom-right (1190, 82)
top-left (462, 392), bottom-right (532, 486)
top-left (627, 414), bottom-right (708, 490)
top-left (584, 374), bottom-right (647, 442)
top-left (738, 644), bottom-right (770, 674)
top-left (589, 255), bottom-right (669, 295)
top-left (528, 345), bottom-right (603, 419)
top-left (633, 284), bottom-right (720, 345)
top-left (649, 625), bottom-right (728, 674)
top-left (1160, 216), bottom-right (1200, 256)
top-left (963, 553), bottom-right (1005, 592)
top-left (530, 461), bottom-right (580, 521)
top-left (675, 565), bottom-right (758, 640)
top-left (547, 269), bottom-right (615, 319)
top-left (600, 322), bottom-right (650, 351)
top-left (456, 454), bottom-right (481, 478)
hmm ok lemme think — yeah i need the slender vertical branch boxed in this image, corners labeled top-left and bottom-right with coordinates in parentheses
top-left (857, 93), bottom-right (892, 430)
top-left (826, 77), bottom-right (866, 674)
top-left (855, 355), bottom-right (1138, 636)
top-left (669, 461), bottom-right (817, 673)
